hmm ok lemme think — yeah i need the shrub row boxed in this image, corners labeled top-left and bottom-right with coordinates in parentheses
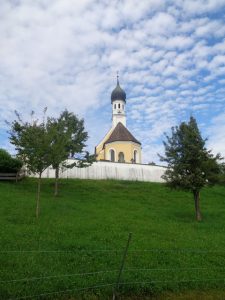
top-left (0, 149), bottom-right (23, 173)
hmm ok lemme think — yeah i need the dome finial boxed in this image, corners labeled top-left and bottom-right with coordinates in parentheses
top-left (111, 72), bottom-right (126, 103)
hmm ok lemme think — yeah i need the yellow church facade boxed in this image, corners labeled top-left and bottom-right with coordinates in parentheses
top-left (95, 77), bottom-right (142, 164)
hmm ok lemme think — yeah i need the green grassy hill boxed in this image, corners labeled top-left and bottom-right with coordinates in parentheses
top-left (1, 178), bottom-right (225, 299)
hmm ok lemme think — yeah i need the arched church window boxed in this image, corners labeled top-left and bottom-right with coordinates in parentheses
top-left (134, 150), bottom-right (138, 163)
top-left (118, 103), bottom-right (120, 109)
top-left (118, 152), bottom-right (125, 163)
top-left (110, 149), bottom-right (115, 162)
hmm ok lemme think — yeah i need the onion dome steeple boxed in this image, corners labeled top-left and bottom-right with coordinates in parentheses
top-left (111, 73), bottom-right (126, 103)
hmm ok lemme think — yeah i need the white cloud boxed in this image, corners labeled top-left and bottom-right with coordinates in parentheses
top-left (165, 35), bottom-right (194, 50)
top-left (195, 20), bottom-right (225, 38)
top-left (0, 0), bottom-right (225, 163)
top-left (207, 112), bottom-right (225, 158)
top-left (121, 0), bottom-right (165, 22)
top-left (143, 12), bottom-right (177, 37)
top-left (178, 0), bottom-right (225, 16)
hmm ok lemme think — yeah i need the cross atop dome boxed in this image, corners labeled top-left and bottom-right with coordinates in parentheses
top-left (111, 73), bottom-right (126, 103)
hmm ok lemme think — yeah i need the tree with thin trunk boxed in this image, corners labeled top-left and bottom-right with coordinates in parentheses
top-left (160, 116), bottom-right (222, 221)
top-left (8, 109), bottom-right (52, 218)
top-left (47, 110), bottom-right (95, 197)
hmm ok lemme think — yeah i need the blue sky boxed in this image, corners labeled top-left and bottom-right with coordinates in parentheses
top-left (0, 0), bottom-right (225, 163)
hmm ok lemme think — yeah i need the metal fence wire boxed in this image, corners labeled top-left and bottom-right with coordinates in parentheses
top-left (1, 233), bottom-right (225, 300)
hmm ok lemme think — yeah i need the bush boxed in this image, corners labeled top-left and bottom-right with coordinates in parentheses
top-left (0, 149), bottom-right (23, 173)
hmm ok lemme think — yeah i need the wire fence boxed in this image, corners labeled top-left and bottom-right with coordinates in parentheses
top-left (12, 279), bottom-right (225, 300)
top-left (2, 266), bottom-right (225, 285)
top-left (2, 233), bottom-right (225, 300)
top-left (2, 248), bottom-right (225, 253)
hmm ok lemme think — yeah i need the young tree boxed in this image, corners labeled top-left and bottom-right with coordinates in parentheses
top-left (47, 110), bottom-right (95, 197)
top-left (9, 109), bottom-right (52, 218)
top-left (160, 116), bottom-right (222, 221)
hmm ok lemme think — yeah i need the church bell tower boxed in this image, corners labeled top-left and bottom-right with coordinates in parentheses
top-left (95, 73), bottom-right (142, 164)
top-left (111, 74), bottom-right (126, 128)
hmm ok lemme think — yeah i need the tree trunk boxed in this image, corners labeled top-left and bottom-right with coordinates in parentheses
top-left (36, 173), bottom-right (41, 219)
top-left (193, 190), bottom-right (202, 221)
top-left (54, 167), bottom-right (59, 197)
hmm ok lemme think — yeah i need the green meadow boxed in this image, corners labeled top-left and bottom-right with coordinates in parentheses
top-left (1, 178), bottom-right (225, 299)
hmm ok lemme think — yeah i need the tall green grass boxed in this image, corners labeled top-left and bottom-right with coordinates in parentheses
top-left (0, 178), bottom-right (225, 299)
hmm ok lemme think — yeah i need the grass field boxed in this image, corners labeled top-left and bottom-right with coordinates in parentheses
top-left (1, 178), bottom-right (225, 299)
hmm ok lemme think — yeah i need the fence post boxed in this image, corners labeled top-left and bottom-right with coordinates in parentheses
top-left (112, 232), bottom-right (132, 300)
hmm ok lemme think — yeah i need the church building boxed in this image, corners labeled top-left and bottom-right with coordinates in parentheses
top-left (95, 76), bottom-right (142, 164)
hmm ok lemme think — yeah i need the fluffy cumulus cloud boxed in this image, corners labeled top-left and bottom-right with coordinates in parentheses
top-left (0, 0), bottom-right (225, 163)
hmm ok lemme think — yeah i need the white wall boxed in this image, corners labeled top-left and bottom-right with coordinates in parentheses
top-left (40, 160), bottom-right (166, 183)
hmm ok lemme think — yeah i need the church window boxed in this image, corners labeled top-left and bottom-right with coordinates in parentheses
top-left (110, 149), bottom-right (115, 162)
top-left (118, 152), bottom-right (125, 163)
top-left (134, 150), bottom-right (138, 163)
top-left (118, 103), bottom-right (120, 109)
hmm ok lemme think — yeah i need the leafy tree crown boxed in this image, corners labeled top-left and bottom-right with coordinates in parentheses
top-left (160, 116), bottom-right (222, 192)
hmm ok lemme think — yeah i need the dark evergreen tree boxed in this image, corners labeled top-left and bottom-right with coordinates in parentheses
top-left (160, 116), bottom-right (222, 221)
